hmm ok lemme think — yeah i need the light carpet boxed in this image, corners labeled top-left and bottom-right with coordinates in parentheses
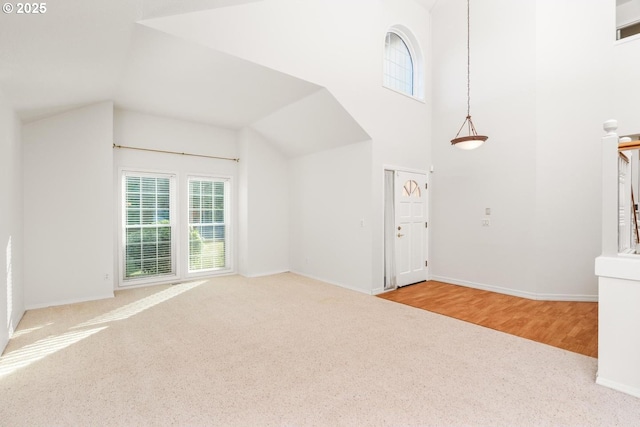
top-left (1, 273), bottom-right (639, 426)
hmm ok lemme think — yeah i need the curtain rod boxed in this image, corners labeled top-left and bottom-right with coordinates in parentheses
top-left (113, 144), bottom-right (239, 162)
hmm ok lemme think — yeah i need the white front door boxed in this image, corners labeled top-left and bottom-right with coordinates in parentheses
top-left (395, 171), bottom-right (428, 287)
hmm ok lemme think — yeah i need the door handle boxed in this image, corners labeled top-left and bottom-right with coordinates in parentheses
top-left (397, 233), bottom-right (404, 238)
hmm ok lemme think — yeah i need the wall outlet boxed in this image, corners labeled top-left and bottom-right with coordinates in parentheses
top-left (104, 273), bottom-right (110, 280)
top-left (482, 218), bottom-right (490, 227)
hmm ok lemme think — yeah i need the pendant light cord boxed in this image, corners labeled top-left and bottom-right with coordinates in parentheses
top-left (466, 0), bottom-right (471, 118)
top-left (453, 0), bottom-right (472, 138)
top-left (451, 0), bottom-right (488, 146)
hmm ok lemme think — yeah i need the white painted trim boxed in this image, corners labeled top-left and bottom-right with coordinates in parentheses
top-left (114, 270), bottom-right (237, 291)
top-left (9, 309), bottom-right (25, 337)
top-left (380, 165), bottom-right (430, 294)
top-left (115, 275), bottom-right (182, 291)
top-left (372, 286), bottom-right (386, 295)
top-left (430, 275), bottom-right (598, 302)
top-left (596, 376), bottom-right (640, 399)
top-left (383, 165), bottom-right (429, 176)
top-left (289, 270), bottom-right (373, 295)
top-left (383, 25), bottom-right (425, 101)
top-left (0, 308), bottom-right (24, 355)
top-left (26, 292), bottom-right (115, 310)
top-left (171, 272), bottom-right (236, 285)
top-left (241, 269), bottom-right (290, 278)
top-left (615, 33), bottom-right (640, 45)
top-left (117, 168), bottom-right (180, 288)
top-left (116, 168), bottom-right (237, 290)
top-left (534, 293), bottom-right (598, 302)
top-left (186, 268), bottom-right (234, 280)
top-left (382, 86), bottom-right (426, 104)
top-left (595, 255), bottom-right (640, 281)
top-left (185, 174), bottom-right (235, 279)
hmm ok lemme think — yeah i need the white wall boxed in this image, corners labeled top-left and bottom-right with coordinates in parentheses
top-left (144, 0), bottom-right (432, 293)
top-left (431, 0), bottom-right (617, 301)
top-left (237, 128), bottom-right (289, 277)
top-left (113, 109), bottom-right (238, 285)
top-left (534, 0), bottom-right (612, 299)
top-left (289, 141), bottom-right (373, 293)
top-left (431, 0), bottom-right (538, 297)
top-left (0, 89), bottom-right (24, 353)
top-left (12, 1), bottom-right (630, 305)
top-left (23, 102), bottom-right (114, 308)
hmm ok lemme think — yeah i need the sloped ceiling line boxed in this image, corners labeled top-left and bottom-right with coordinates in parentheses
top-left (1, 0), bottom-right (372, 157)
top-left (135, 5), bottom-right (372, 158)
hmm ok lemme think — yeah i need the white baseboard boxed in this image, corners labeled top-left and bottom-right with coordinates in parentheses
top-left (26, 292), bottom-right (115, 310)
top-left (429, 275), bottom-right (598, 302)
top-left (289, 270), bottom-right (373, 295)
top-left (241, 269), bottom-right (290, 278)
top-left (596, 376), bottom-right (640, 399)
top-left (10, 308), bottom-right (25, 335)
top-left (372, 286), bottom-right (386, 295)
top-left (2, 308), bottom-right (26, 355)
top-left (535, 292), bottom-right (598, 302)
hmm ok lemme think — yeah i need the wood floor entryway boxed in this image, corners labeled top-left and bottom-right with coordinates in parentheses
top-left (378, 281), bottom-right (598, 358)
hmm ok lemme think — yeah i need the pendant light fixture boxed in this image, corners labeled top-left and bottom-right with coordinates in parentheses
top-left (451, 0), bottom-right (488, 150)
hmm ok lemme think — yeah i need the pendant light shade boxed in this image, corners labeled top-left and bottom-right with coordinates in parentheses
top-left (451, 116), bottom-right (488, 150)
top-left (451, 0), bottom-right (488, 150)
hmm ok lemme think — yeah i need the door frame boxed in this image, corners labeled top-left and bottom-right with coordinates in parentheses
top-left (381, 165), bottom-right (430, 291)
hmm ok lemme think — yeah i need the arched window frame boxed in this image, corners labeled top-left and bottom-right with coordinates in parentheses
top-left (383, 25), bottom-right (424, 101)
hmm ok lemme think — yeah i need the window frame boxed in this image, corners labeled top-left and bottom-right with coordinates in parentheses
top-left (382, 26), bottom-right (424, 101)
top-left (186, 175), bottom-right (232, 277)
top-left (117, 169), bottom-right (234, 289)
top-left (118, 169), bottom-right (178, 288)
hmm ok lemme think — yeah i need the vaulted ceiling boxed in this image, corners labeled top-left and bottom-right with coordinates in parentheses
top-left (0, 0), bottom-right (445, 155)
top-left (0, 0), bottom-right (287, 125)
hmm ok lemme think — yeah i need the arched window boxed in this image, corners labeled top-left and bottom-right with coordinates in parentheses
top-left (402, 180), bottom-right (421, 198)
top-left (383, 27), bottom-right (423, 99)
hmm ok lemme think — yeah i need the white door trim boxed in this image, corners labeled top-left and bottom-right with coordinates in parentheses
top-left (381, 165), bottom-right (430, 290)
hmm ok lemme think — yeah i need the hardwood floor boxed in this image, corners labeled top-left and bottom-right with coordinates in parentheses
top-left (378, 281), bottom-right (598, 358)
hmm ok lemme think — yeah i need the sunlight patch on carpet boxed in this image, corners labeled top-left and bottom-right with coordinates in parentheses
top-left (10, 322), bottom-right (54, 339)
top-left (0, 327), bottom-right (107, 377)
top-left (74, 280), bottom-right (206, 328)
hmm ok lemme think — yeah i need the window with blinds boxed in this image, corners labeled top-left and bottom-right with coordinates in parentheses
top-left (188, 177), bottom-right (228, 272)
top-left (123, 173), bottom-right (174, 281)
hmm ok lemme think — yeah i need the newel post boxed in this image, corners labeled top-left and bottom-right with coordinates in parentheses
top-left (602, 119), bottom-right (619, 256)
